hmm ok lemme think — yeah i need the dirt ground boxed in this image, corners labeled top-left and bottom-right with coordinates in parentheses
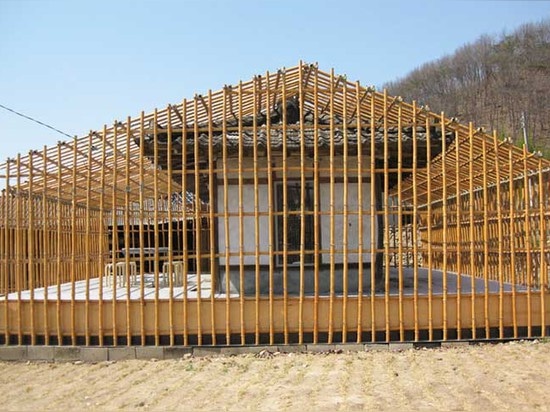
top-left (0, 341), bottom-right (549, 411)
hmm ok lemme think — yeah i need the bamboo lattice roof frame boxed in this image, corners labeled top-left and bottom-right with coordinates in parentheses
top-left (1, 62), bottom-right (547, 209)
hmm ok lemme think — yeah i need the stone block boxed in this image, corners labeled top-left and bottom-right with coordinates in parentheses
top-left (364, 343), bottom-right (389, 352)
top-left (333, 343), bottom-right (365, 352)
top-left (80, 347), bottom-right (109, 362)
top-left (192, 346), bottom-right (221, 357)
top-left (306, 344), bottom-right (336, 353)
top-left (136, 346), bottom-right (165, 360)
top-left (220, 345), bottom-right (272, 356)
top-left (0, 346), bottom-right (27, 361)
top-left (441, 341), bottom-right (471, 348)
top-left (27, 346), bottom-right (54, 361)
top-left (54, 346), bottom-right (81, 362)
top-left (164, 346), bottom-right (193, 359)
top-left (277, 344), bottom-right (306, 353)
top-left (388, 342), bottom-right (414, 352)
top-left (108, 347), bottom-right (136, 361)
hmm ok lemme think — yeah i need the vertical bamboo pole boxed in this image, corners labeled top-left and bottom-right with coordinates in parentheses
top-left (181, 99), bottom-right (189, 346)
top-left (426, 115), bottom-right (433, 341)
top-left (123, 118), bottom-right (133, 345)
top-left (491, 131), bottom-right (505, 338)
top-left (27, 152), bottom-right (36, 345)
top-left (383, 90), bottom-right (390, 342)
top-left (167, 109), bottom-right (175, 346)
top-left (313, 68), bottom-right (320, 344)
top-left (252, 78), bottom-right (261, 345)
top-left (298, 63), bottom-right (306, 345)
top-left (15, 154), bottom-right (22, 345)
top-left (537, 157), bottom-right (547, 337)
top-left (522, 145), bottom-right (532, 337)
top-left (54, 145), bottom-right (62, 344)
top-left (207, 90), bottom-right (217, 346)
top-left (98, 126), bottom-right (107, 346)
top-left (265, 72), bottom-right (275, 345)
top-left (396, 103), bottom-right (404, 341)
top-left (139, 112), bottom-right (146, 345)
top-left (509, 144), bottom-right (518, 337)
top-left (369, 90), bottom-right (376, 342)
top-left (481, 134), bottom-right (490, 338)
top-left (152, 111), bottom-right (160, 346)
top-left (355, 81), bottom-right (364, 343)
top-left (221, 89), bottom-right (231, 345)
top-left (412, 102), bottom-right (419, 341)
top-left (70, 138), bottom-right (77, 345)
top-left (342, 81), bottom-right (349, 343)
top-left (193, 97), bottom-right (203, 346)
top-left (281, 70), bottom-right (289, 345)
top-left (468, 123), bottom-right (476, 339)
top-left (111, 124), bottom-right (120, 346)
top-left (328, 69), bottom-right (335, 344)
top-left (237, 82), bottom-right (245, 345)
top-left (440, 113), bottom-right (448, 340)
top-left (455, 130), bottom-right (462, 340)
top-left (3, 160), bottom-right (10, 344)
top-left (85, 133), bottom-right (93, 346)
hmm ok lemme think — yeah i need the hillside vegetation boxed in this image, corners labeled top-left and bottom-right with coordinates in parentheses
top-left (384, 20), bottom-right (550, 152)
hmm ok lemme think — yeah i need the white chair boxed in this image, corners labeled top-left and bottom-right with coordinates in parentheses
top-left (104, 261), bottom-right (137, 287)
top-left (161, 261), bottom-right (184, 287)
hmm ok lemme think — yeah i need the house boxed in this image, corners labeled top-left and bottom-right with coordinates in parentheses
top-left (0, 62), bottom-right (548, 346)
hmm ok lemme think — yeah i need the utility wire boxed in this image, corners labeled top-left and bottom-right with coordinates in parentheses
top-left (0, 103), bottom-right (74, 139)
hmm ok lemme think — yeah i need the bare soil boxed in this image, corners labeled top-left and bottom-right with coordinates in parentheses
top-left (1, 341), bottom-right (549, 411)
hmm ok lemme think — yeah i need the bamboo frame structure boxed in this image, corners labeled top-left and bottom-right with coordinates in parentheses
top-left (0, 62), bottom-right (548, 346)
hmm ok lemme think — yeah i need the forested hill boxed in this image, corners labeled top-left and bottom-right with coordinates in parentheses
top-left (384, 20), bottom-right (550, 152)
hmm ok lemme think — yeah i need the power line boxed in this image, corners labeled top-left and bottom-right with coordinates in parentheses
top-left (0, 103), bottom-right (74, 139)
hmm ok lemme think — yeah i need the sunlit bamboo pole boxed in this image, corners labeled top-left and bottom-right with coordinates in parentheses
top-left (342, 81), bottom-right (349, 343)
top-left (369, 90), bottom-right (376, 342)
top-left (537, 157), bottom-right (547, 337)
top-left (252, 77), bottom-right (261, 345)
top-left (138, 112), bottom-right (146, 345)
top-left (193, 97), bottom-right (203, 346)
top-left (426, 115), bottom-right (433, 340)
top-left (84, 133), bottom-right (93, 346)
top-left (467, 123), bottom-right (476, 339)
top-left (237, 82), bottom-right (246, 345)
top-left (70, 138), bottom-right (77, 345)
top-left (313, 68), bottom-right (320, 343)
top-left (412, 102), bottom-right (419, 341)
top-left (123, 118), bottom-right (132, 345)
top-left (397, 104), bottom-right (404, 341)
top-left (152, 111), bottom-right (160, 346)
top-left (181, 99), bottom-right (189, 346)
top-left (3, 161), bottom-right (10, 344)
top-left (509, 144), bottom-right (518, 337)
top-left (383, 89), bottom-right (390, 342)
top-left (98, 126), bottom-right (107, 346)
top-left (221, 89), bottom-right (231, 345)
top-left (440, 113), bottom-right (448, 340)
top-left (491, 131), bottom-right (505, 338)
top-left (27, 151), bottom-right (36, 345)
top-left (298, 62), bottom-right (306, 344)
top-left (265, 71), bottom-right (275, 345)
top-left (282, 70), bottom-right (289, 345)
top-left (455, 130), bottom-right (462, 339)
top-left (163, 109), bottom-right (174, 346)
top-left (522, 145), bottom-right (532, 337)
top-left (207, 89), bottom-right (217, 346)
top-left (355, 81), bottom-right (364, 343)
top-left (481, 134), bottom-right (490, 338)
top-left (15, 154), bottom-right (22, 344)
top-left (328, 69), bottom-right (335, 344)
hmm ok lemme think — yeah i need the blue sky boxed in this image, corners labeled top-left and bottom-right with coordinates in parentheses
top-left (0, 0), bottom-right (549, 161)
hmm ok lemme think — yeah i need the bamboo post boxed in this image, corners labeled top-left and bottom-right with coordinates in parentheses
top-left (281, 70), bottom-right (289, 345)
top-left (426, 114), bottom-right (433, 340)
top-left (98, 126), bottom-right (107, 346)
top-left (15, 154), bottom-right (22, 344)
top-left (237, 82), bottom-right (245, 345)
top-left (537, 157), bottom-right (547, 337)
top-left (412, 101), bottom-right (419, 341)
top-left (252, 77), bottom-right (261, 345)
top-left (313, 68), bottom-right (320, 344)
top-left (440, 113), bottom-right (448, 340)
top-left (152, 111), bottom-right (160, 346)
top-left (508, 143), bottom-right (518, 337)
top-left (328, 69), bottom-right (335, 344)
top-left (342, 81), bottom-right (349, 343)
top-left (193, 97), bottom-right (203, 346)
top-left (139, 112), bottom-right (146, 345)
top-left (3, 159), bottom-right (10, 344)
top-left (265, 71), bottom-right (275, 345)
top-left (455, 130), bottom-right (462, 340)
top-left (468, 123), bottom-right (476, 339)
top-left (355, 81), bottom-right (364, 343)
top-left (369, 89), bottom-right (376, 342)
top-left (522, 145), bottom-right (532, 337)
top-left (207, 89), bottom-right (217, 346)
top-left (383, 89), bottom-right (390, 342)
top-left (27, 151), bottom-right (36, 345)
top-left (481, 134), bottom-right (490, 338)
top-left (397, 104), bottom-right (404, 341)
top-left (221, 89), bottom-right (231, 345)
top-left (70, 138), bottom-right (77, 345)
top-left (167, 109), bottom-right (175, 346)
top-left (85, 133), bottom-right (93, 346)
top-left (181, 99), bottom-right (189, 346)
top-left (298, 62), bottom-right (306, 345)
